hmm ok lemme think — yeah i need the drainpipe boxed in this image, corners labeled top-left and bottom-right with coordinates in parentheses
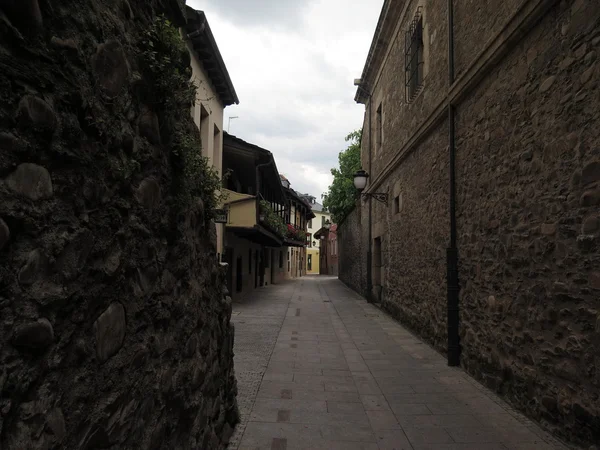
top-left (366, 92), bottom-right (373, 302)
top-left (447, 0), bottom-right (460, 367)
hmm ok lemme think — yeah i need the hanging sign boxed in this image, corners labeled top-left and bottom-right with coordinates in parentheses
top-left (214, 209), bottom-right (228, 223)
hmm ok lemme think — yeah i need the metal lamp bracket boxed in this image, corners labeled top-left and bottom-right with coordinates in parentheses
top-left (361, 192), bottom-right (388, 205)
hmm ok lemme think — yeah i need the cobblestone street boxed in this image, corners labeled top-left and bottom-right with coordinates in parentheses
top-left (228, 276), bottom-right (570, 450)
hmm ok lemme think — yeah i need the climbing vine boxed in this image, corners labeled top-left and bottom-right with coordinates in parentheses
top-left (138, 15), bottom-right (224, 216)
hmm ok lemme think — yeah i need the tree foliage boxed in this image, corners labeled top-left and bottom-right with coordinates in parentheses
top-left (323, 129), bottom-right (362, 223)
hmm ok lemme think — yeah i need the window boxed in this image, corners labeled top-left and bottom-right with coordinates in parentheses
top-left (308, 219), bottom-right (312, 228)
top-left (307, 254), bottom-right (312, 271)
top-left (248, 249), bottom-right (252, 274)
top-left (321, 216), bottom-right (325, 227)
top-left (307, 233), bottom-right (312, 247)
top-left (279, 251), bottom-right (283, 268)
top-left (376, 103), bottom-right (383, 150)
top-left (213, 124), bottom-right (222, 174)
top-left (405, 7), bottom-right (424, 102)
top-left (199, 104), bottom-right (210, 159)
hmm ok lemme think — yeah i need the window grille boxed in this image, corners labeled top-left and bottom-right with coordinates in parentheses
top-left (405, 7), bottom-right (424, 102)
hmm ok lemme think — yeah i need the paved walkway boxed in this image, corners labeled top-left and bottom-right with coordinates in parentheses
top-left (229, 276), bottom-right (570, 450)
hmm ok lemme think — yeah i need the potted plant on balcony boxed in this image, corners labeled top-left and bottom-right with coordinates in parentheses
top-left (259, 200), bottom-right (287, 237)
top-left (286, 224), bottom-right (307, 243)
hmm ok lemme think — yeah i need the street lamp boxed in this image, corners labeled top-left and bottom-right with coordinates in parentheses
top-left (353, 169), bottom-right (388, 205)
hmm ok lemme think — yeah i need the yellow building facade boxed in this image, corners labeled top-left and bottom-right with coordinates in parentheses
top-left (302, 196), bottom-right (331, 275)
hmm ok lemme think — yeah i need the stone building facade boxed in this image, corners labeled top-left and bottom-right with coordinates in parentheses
top-left (341, 0), bottom-right (600, 446)
top-left (0, 0), bottom-right (237, 448)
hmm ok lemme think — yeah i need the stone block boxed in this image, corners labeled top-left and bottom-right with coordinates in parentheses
top-left (0, 218), bottom-right (9, 250)
top-left (18, 249), bottom-right (47, 285)
top-left (540, 223), bottom-right (557, 236)
top-left (135, 177), bottom-right (161, 210)
top-left (46, 408), bottom-right (66, 443)
top-left (50, 36), bottom-right (78, 52)
top-left (582, 161), bottom-right (600, 186)
top-left (17, 95), bottom-right (56, 131)
top-left (582, 215), bottom-right (599, 234)
top-left (539, 76), bottom-right (556, 93)
top-left (56, 229), bottom-right (94, 281)
top-left (12, 318), bottom-right (54, 349)
top-left (92, 40), bottom-right (129, 98)
top-left (94, 302), bottom-right (126, 362)
top-left (581, 189), bottom-right (600, 206)
top-left (6, 163), bottom-right (53, 200)
top-left (138, 105), bottom-right (161, 145)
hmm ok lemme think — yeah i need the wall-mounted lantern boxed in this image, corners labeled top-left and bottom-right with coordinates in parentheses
top-left (353, 169), bottom-right (388, 205)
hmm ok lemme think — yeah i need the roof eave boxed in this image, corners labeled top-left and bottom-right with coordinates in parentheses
top-left (185, 7), bottom-right (240, 107)
top-left (354, 0), bottom-right (402, 104)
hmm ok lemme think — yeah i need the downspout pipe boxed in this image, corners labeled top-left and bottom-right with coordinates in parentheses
top-left (447, 0), bottom-right (460, 367)
top-left (367, 91), bottom-right (373, 303)
top-left (255, 159), bottom-right (274, 221)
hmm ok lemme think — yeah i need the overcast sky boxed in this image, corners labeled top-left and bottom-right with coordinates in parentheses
top-left (186, 0), bottom-right (383, 199)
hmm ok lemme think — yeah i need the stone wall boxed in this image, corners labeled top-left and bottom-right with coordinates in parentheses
top-left (367, 0), bottom-right (449, 182)
top-left (455, 0), bottom-right (600, 444)
top-left (338, 205), bottom-right (365, 296)
top-left (0, 1), bottom-right (238, 449)
top-left (344, 0), bottom-right (600, 446)
top-left (375, 126), bottom-right (450, 353)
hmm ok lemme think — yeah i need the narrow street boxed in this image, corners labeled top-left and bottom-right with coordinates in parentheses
top-left (228, 277), bottom-right (569, 450)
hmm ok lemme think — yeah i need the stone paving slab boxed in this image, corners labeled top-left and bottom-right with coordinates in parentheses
top-left (230, 276), bottom-right (573, 450)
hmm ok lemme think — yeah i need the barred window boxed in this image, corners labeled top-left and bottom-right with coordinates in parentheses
top-left (405, 7), bottom-right (424, 102)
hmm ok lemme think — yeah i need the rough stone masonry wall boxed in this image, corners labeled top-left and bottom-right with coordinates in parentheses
top-left (0, 1), bottom-right (238, 449)
top-left (455, 0), bottom-right (600, 445)
top-left (369, 0), bottom-right (449, 181)
top-left (377, 125), bottom-right (450, 354)
top-left (338, 205), bottom-right (365, 296)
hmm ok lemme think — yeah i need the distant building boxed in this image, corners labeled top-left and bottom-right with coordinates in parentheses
top-left (220, 134), bottom-right (313, 301)
top-left (280, 175), bottom-right (315, 281)
top-left (300, 194), bottom-right (331, 275)
top-left (314, 223), bottom-right (338, 276)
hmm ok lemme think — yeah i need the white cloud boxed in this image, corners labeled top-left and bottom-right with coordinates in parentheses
top-left (186, 0), bottom-right (383, 198)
